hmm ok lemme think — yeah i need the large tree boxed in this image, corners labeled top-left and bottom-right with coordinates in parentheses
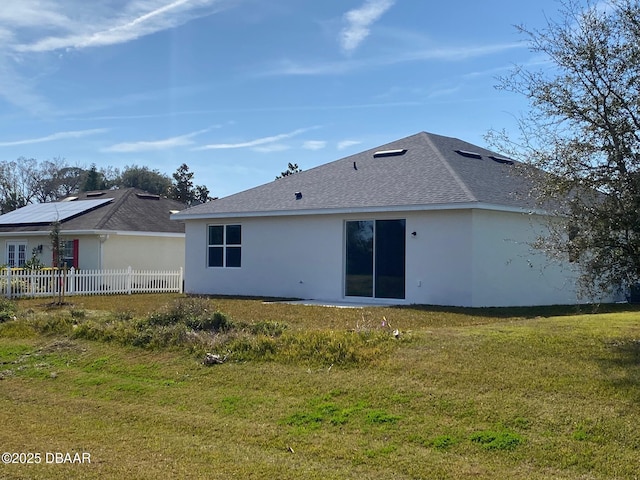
top-left (170, 163), bottom-right (210, 206)
top-left (81, 164), bottom-right (107, 192)
top-left (275, 162), bottom-right (302, 179)
top-left (0, 157), bottom-right (39, 213)
top-left (33, 158), bottom-right (89, 202)
top-left (487, 0), bottom-right (640, 298)
top-left (119, 165), bottom-right (172, 196)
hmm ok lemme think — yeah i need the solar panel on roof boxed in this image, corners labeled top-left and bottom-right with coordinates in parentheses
top-left (0, 198), bottom-right (113, 225)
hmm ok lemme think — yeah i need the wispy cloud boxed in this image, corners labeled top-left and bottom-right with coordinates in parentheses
top-left (0, 128), bottom-right (107, 147)
top-left (340, 0), bottom-right (395, 53)
top-left (303, 140), bottom-right (327, 151)
top-left (264, 42), bottom-right (524, 77)
top-left (0, 59), bottom-right (51, 115)
top-left (338, 140), bottom-right (362, 150)
top-left (253, 144), bottom-right (291, 153)
top-left (11, 0), bottom-right (235, 53)
top-left (194, 127), bottom-right (317, 151)
top-left (103, 128), bottom-right (212, 152)
top-left (0, 0), bottom-right (237, 113)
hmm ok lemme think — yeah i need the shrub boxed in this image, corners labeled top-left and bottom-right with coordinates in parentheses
top-left (247, 320), bottom-right (287, 337)
top-left (221, 328), bottom-right (400, 366)
top-left (147, 297), bottom-right (233, 332)
top-left (19, 297), bottom-right (400, 365)
top-left (0, 298), bottom-right (17, 323)
top-left (187, 310), bottom-right (231, 332)
top-left (69, 308), bottom-right (86, 319)
top-left (31, 314), bottom-right (75, 335)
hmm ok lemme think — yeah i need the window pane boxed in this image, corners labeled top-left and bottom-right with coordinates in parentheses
top-left (208, 247), bottom-right (223, 267)
top-left (63, 241), bottom-right (74, 258)
top-left (18, 244), bottom-right (27, 266)
top-left (7, 244), bottom-right (15, 267)
top-left (345, 221), bottom-right (373, 297)
top-left (226, 225), bottom-right (242, 245)
top-left (226, 247), bottom-right (242, 267)
top-left (208, 226), bottom-right (224, 245)
top-left (375, 219), bottom-right (406, 299)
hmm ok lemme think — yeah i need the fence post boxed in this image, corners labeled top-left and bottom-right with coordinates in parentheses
top-left (179, 267), bottom-right (184, 293)
top-left (68, 267), bottom-right (75, 295)
top-left (4, 268), bottom-right (10, 299)
top-left (127, 266), bottom-right (132, 295)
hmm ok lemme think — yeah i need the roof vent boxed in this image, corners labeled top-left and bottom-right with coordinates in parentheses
top-left (373, 149), bottom-right (407, 158)
top-left (295, 192), bottom-right (302, 200)
top-left (489, 155), bottom-right (514, 165)
top-left (136, 193), bottom-right (160, 200)
top-left (86, 191), bottom-right (106, 197)
top-left (455, 150), bottom-right (482, 159)
top-left (61, 196), bottom-right (78, 202)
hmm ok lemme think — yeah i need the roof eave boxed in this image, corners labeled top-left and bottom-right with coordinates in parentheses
top-left (0, 229), bottom-right (185, 237)
top-left (171, 202), bottom-right (549, 221)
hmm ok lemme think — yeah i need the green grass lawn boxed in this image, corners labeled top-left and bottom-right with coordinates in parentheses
top-left (1, 294), bottom-right (639, 479)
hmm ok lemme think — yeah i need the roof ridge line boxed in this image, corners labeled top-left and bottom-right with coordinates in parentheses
top-left (421, 133), bottom-right (478, 203)
top-left (94, 188), bottom-right (131, 229)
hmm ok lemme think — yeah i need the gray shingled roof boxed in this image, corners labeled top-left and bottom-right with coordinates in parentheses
top-left (174, 131), bottom-right (536, 219)
top-left (0, 188), bottom-right (186, 233)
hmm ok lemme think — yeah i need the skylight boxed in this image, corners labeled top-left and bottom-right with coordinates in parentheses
top-left (136, 193), bottom-right (160, 200)
top-left (489, 155), bottom-right (514, 165)
top-left (373, 149), bottom-right (407, 158)
top-left (86, 191), bottom-right (106, 197)
top-left (455, 150), bottom-right (482, 159)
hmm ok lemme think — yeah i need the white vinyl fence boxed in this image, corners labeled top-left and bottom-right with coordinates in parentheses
top-left (1, 267), bottom-right (183, 298)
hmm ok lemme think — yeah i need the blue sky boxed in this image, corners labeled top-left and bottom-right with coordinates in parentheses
top-left (0, 0), bottom-right (565, 198)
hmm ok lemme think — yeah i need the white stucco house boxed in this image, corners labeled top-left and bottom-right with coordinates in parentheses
top-left (172, 131), bottom-right (605, 307)
top-left (0, 188), bottom-right (185, 271)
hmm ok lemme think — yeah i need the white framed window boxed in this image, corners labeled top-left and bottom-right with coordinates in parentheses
top-left (59, 240), bottom-right (79, 268)
top-left (6, 241), bottom-right (28, 267)
top-left (207, 225), bottom-right (241, 268)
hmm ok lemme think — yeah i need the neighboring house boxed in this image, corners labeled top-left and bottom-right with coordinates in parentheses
top-left (0, 188), bottom-right (185, 271)
top-left (172, 132), bottom-right (611, 307)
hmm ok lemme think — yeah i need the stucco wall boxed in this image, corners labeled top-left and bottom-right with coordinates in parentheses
top-left (470, 210), bottom-right (580, 307)
top-left (403, 210), bottom-right (473, 306)
top-left (2, 233), bottom-right (184, 271)
top-left (184, 211), bottom-right (476, 305)
top-left (102, 234), bottom-right (185, 270)
top-left (77, 236), bottom-right (102, 269)
top-left (183, 209), bottom-right (598, 307)
top-left (184, 215), bottom-right (342, 299)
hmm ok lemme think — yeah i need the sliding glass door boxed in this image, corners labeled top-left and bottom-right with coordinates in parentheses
top-left (345, 219), bottom-right (406, 299)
